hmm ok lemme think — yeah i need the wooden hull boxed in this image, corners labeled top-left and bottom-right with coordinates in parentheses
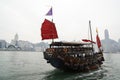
top-left (43, 52), bottom-right (104, 72)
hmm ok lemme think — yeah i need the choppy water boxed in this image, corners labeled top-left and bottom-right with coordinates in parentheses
top-left (0, 51), bottom-right (120, 80)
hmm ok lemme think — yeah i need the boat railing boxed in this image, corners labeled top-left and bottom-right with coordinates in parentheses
top-left (46, 47), bottom-right (93, 55)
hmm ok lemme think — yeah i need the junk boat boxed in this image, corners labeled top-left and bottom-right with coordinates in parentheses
top-left (41, 8), bottom-right (104, 72)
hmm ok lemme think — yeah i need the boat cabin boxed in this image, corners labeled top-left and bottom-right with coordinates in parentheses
top-left (46, 42), bottom-right (94, 57)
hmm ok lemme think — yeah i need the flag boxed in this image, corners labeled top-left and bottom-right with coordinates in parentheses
top-left (46, 7), bottom-right (52, 16)
top-left (96, 34), bottom-right (101, 48)
top-left (82, 39), bottom-right (96, 44)
top-left (96, 28), bottom-right (101, 48)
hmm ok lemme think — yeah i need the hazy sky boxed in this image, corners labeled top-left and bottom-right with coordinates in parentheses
top-left (0, 0), bottom-right (120, 43)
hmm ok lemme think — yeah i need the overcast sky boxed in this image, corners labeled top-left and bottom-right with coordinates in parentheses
top-left (0, 0), bottom-right (120, 43)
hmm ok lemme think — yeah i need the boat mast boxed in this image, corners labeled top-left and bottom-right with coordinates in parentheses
top-left (89, 20), bottom-right (94, 51)
top-left (51, 6), bottom-right (54, 43)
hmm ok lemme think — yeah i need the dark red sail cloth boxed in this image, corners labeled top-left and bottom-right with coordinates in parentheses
top-left (96, 34), bottom-right (101, 48)
top-left (41, 19), bottom-right (58, 40)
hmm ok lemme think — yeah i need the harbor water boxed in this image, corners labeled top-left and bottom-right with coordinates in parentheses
top-left (0, 51), bottom-right (120, 80)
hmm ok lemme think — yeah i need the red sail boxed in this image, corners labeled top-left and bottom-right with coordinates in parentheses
top-left (96, 34), bottom-right (101, 48)
top-left (41, 19), bottom-right (58, 40)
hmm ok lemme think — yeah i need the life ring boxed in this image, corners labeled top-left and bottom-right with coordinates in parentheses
top-left (63, 48), bottom-right (68, 53)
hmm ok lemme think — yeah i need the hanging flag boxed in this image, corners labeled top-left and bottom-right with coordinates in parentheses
top-left (96, 34), bottom-right (101, 48)
top-left (46, 7), bottom-right (52, 16)
top-left (82, 39), bottom-right (96, 44)
top-left (96, 28), bottom-right (101, 48)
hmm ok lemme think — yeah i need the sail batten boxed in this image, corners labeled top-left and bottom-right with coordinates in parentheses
top-left (41, 19), bottom-right (58, 40)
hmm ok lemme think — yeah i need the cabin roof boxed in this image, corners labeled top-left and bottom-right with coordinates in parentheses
top-left (50, 42), bottom-right (92, 46)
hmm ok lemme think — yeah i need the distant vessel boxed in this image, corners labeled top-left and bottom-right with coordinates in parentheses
top-left (41, 8), bottom-right (104, 72)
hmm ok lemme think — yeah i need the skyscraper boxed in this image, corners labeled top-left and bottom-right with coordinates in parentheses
top-left (105, 29), bottom-right (109, 40)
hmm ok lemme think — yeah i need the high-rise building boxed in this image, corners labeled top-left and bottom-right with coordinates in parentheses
top-left (0, 40), bottom-right (6, 48)
top-left (104, 29), bottom-right (109, 40)
top-left (102, 29), bottom-right (120, 53)
top-left (11, 33), bottom-right (19, 46)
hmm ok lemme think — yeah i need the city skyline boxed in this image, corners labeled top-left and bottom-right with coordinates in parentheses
top-left (1, 29), bottom-right (120, 44)
top-left (0, 0), bottom-right (120, 43)
top-left (0, 29), bottom-right (120, 52)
